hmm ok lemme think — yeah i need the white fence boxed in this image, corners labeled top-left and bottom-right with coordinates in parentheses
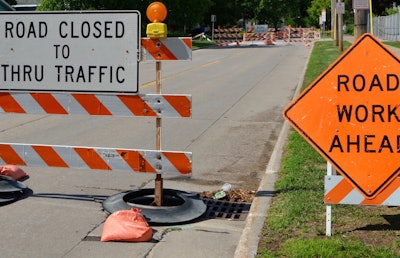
top-left (374, 13), bottom-right (400, 41)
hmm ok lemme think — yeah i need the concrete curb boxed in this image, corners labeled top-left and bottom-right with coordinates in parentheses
top-left (234, 43), bottom-right (315, 258)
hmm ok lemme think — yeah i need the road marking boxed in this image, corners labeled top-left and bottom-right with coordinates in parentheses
top-left (140, 79), bottom-right (166, 89)
top-left (202, 60), bottom-right (220, 67)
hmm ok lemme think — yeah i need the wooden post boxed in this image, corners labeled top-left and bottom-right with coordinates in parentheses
top-left (354, 9), bottom-right (368, 40)
top-left (338, 0), bottom-right (343, 51)
top-left (154, 60), bottom-right (163, 206)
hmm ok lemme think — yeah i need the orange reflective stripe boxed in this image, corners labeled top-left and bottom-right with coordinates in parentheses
top-left (74, 148), bottom-right (111, 170)
top-left (117, 150), bottom-right (156, 173)
top-left (32, 145), bottom-right (69, 167)
top-left (31, 93), bottom-right (68, 114)
top-left (142, 38), bottom-right (178, 60)
top-left (0, 93), bottom-right (25, 113)
top-left (72, 94), bottom-right (112, 115)
top-left (325, 178), bottom-right (353, 203)
top-left (164, 95), bottom-right (191, 117)
top-left (117, 95), bottom-right (157, 116)
top-left (361, 179), bottom-right (400, 205)
top-left (182, 38), bottom-right (192, 49)
top-left (163, 152), bottom-right (191, 175)
top-left (0, 144), bottom-right (25, 165)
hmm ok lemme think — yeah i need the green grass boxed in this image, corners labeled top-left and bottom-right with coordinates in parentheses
top-left (256, 40), bottom-right (400, 257)
top-left (384, 41), bottom-right (400, 48)
top-left (192, 40), bottom-right (217, 49)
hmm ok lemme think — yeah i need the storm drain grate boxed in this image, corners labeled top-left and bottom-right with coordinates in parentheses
top-left (201, 198), bottom-right (251, 221)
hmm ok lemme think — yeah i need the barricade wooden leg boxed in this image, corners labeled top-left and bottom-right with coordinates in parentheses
top-left (154, 60), bottom-right (163, 206)
top-left (155, 174), bottom-right (163, 206)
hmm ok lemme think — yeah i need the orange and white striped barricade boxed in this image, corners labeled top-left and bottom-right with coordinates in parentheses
top-left (325, 175), bottom-right (400, 206)
top-left (0, 143), bottom-right (191, 175)
top-left (0, 92), bottom-right (191, 118)
top-left (324, 162), bottom-right (400, 237)
top-left (213, 27), bottom-right (242, 46)
top-left (141, 37), bottom-right (192, 61)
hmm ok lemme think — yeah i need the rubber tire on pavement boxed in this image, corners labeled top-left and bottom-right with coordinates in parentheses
top-left (102, 188), bottom-right (207, 224)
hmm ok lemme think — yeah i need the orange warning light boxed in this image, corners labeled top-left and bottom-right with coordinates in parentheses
top-left (146, 2), bottom-right (168, 23)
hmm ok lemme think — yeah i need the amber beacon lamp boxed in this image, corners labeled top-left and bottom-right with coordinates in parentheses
top-left (146, 1), bottom-right (168, 38)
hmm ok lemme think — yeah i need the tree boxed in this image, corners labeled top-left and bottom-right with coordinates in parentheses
top-left (307, 0), bottom-right (331, 27)
top-left (162, 0), bottom-right (212, 32)
top-left (37, 0), bottom-right (212, 34)
top-left (257, 0), bottom-right (286, 28)
top-left (373, 0), bottom-right (400, 15)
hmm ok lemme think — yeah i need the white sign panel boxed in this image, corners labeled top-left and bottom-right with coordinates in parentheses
top-left (353, 0), bottom-right (369, 10)
top-left (254, 25), bottom-right (269, 33)
top-left (336, 2), bottom-right (345, 14)
top-left (0, 11), bottom-right (140, 93)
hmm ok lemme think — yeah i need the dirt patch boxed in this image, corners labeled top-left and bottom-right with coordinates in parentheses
top-left (198, 189), bottom-right (256, 203)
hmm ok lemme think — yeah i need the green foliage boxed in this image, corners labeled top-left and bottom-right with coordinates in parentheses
top-left (307, 0), bottom-right (331, 27)
top-left (35, 0), bottom-right (400, 35)
top-left (35, 0), bottom-right (319, 33)
top-left (386, 7), bottom-right (400, 15)
top-left (257, 0), bottom-right (285, 28)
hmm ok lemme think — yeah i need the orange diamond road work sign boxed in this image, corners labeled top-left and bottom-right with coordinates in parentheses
top-left (284, 33), bottom-right (400, 199)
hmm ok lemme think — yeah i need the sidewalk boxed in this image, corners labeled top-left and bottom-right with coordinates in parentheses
top-left (344, 34), bottom-right (400, 56)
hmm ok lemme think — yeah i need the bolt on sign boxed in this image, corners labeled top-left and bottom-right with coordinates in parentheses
top-left (284, 34), bottom-right (400, 199)
top-left (0, 11), bottom-right (140, 93)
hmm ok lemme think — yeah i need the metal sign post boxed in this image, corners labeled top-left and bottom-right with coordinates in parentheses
top-left (326, 162), bottom-right (337, 236)
top-left (211, 15), bottom-right (216, 41)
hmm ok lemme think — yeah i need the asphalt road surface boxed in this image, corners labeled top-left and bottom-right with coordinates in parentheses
top-left (0, 44), bottom-right (311, 192)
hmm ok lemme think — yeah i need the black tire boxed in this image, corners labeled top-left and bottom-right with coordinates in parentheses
top-left (102, 188), bottom-right (207, 224)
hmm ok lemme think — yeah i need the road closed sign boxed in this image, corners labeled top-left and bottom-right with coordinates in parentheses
top-left (0, 11), bottom-right (140, 93)
top-left (284, 34), bottom-right (400, 199)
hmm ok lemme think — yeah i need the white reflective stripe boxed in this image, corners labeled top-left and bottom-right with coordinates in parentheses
top-left (340, 189), bottom-right (364, 204)
top-left (52, 145), bottom-right (89, 170)
top-left (324, 175), bottom-right (342, 194)
top-left (145, 95), bottom-right (178, 117)
top-left (12, 93), bottom-right (43, 114)
top-left (96, 94), bottom-right (132, 116)
top-left (53, 93), bottom-right (87, 114)
top-left (162, 38), bottom-right (191, 60)
top-left (382, 188), bottom-right (400, 206)
top-left (93, 148), bottom-right (130, 171)
top-left (160, 152), bottom-right (192, 173)
top-left (13, 145), bottom-right (47, 167)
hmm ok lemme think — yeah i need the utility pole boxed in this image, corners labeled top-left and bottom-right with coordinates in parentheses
top-left (337, 0), bottom-right (344, 51)
top-left (332, 0), bottom-right (336, 44)
top-left (354, 10), bottom-right (368, 39)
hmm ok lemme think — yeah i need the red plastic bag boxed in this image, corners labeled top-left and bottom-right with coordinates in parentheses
top-left (101, 208), bottom-right (152, 242)
top-left (0, 165), bottom-right (28, 180)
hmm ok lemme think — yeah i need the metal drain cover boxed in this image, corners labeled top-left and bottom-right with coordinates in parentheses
top-left (201, 198), bottom-right (251, 221)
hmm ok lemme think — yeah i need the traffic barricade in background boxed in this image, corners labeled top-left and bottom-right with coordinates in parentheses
top-left (213, 27), bottom-right (242, 46)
